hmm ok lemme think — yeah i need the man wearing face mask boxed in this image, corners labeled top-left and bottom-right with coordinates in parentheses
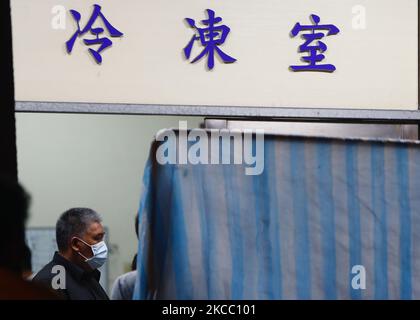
top-left (32, 208), bottom-right (109, 300)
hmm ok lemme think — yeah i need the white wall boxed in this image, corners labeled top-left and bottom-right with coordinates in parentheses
top-left (16, 113), bottom-right (202, 292)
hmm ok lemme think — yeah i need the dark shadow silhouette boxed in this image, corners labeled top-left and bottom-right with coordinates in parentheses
top-left (0, 178), bottom-right (58, 299)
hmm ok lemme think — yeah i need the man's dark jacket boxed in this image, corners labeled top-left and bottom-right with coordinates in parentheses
top-left (32, 252), bottom-right (109, 300)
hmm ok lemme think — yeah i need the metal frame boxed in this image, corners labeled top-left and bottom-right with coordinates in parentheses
top-left (16, 101), bottom-right (420, 124)
top-left (1, 0), bottom-right (17, 181)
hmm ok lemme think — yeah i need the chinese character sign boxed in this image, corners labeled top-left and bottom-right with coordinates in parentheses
top-left (290, 14), bottom-right (340, 72)
top-left (66, 4), bottom-right (123, 64)
top-left (184, 9), bottom-right (237, 70)
top-left (65, 6), bottom-right (341, 73)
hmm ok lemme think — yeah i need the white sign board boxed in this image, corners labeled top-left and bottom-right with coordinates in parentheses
top-left (11, 0), bottom-right (418, 112)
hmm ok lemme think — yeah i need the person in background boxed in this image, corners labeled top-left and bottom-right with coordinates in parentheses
top-left (110, 214), bottom-right (139, 300)
top-left (32, 208), bottom-right (109, 300)
top-left (130, 253), bottom-right (138, 273)
top-left (0, 177), bottom-right (57, 299)
top-left (22, 243), bottom-right (34, 280)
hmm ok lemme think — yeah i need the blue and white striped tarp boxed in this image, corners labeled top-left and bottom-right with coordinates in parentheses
top-left (134, 133), bottom-right (420, 300)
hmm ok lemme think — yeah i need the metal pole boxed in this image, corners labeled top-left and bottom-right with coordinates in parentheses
top-left (0, 0), bottom-right (18, 182)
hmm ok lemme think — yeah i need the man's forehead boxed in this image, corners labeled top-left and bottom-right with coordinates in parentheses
top-left (85, 221), bottom-right (104, 235)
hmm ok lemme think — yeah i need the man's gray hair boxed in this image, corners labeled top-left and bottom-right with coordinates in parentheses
top-left (56, 208), bottom-right (102, 252)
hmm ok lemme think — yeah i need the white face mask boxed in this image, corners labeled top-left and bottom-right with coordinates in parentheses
top-left (75, 238), bottom-right (108, 269)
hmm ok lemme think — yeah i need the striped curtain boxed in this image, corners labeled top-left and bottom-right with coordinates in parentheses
top-left (134, 133), bottom-right (420, 300)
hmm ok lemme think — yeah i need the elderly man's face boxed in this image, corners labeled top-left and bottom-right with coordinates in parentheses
top-left (78, 222), bottom-right (105, 259)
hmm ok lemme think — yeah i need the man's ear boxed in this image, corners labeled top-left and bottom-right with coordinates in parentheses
top-left (70, 237), bottom-right (81, 252)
